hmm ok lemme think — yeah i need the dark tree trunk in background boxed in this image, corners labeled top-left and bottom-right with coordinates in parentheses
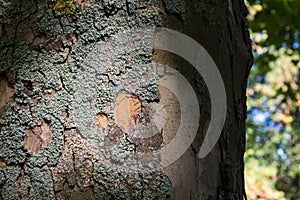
top-left (0, 0), bottom-right (252, 199)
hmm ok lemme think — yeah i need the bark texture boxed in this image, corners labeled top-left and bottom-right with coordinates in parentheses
top-left (0, 0), bottom-right (252, 199)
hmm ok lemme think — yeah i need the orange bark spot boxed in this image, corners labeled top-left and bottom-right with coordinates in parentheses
top-left (0, 73), bottom-right (15, 118)
top-left (24, 121), bottom-right (52, 154)
top-left (43, 89), bottom-right (56, 98)
top-left (97, 114), bottom-right (108, 129)
top-left (114, 93), bottom-right (141, 131)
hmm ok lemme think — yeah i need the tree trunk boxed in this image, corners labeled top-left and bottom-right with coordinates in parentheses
top-left (0, 0), bottom-right (252, 199)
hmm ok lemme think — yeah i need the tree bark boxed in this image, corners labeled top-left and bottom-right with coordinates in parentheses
top-left (0, 0), bottom-right (252, 199)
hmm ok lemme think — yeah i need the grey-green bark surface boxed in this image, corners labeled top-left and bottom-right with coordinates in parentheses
top-left (0, 0), bottom-right (252, 199)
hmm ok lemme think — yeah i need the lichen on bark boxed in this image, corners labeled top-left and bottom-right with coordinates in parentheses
top-left (0, 0), bottom-right (172, 199)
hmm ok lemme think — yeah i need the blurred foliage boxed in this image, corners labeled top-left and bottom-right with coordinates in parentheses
top-left (245, 158), bottom-right (286, 200)
top-left (246, 0), bottom-right (300, 199)
top-left (247, 0), bottom-right (300, 48)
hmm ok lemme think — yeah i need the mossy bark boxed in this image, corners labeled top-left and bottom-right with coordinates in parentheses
top-left (0, 0), bottom-right (252, 199)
